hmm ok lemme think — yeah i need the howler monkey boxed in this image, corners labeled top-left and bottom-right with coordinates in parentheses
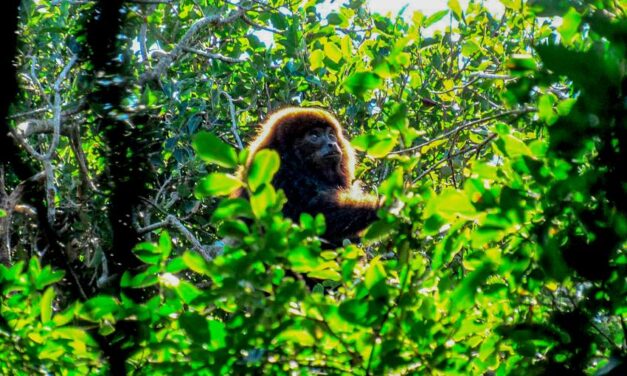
top-left (237, 107), bottom-right (380, 245)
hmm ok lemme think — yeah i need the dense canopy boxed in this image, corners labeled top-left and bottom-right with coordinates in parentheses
top-left (0, 0), bottom-right (625, 375)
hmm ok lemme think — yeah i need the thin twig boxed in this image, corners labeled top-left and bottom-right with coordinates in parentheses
top-left (218, 90), bottom-right (244, 149)
top-left (412, 133), bottom-right (497, 184)
top-left (138, 214), bottom-right (216, 260)
top-left (391, 107), bottom-right (535, 155)
top-left (182, 46), bottom-right (247, 63)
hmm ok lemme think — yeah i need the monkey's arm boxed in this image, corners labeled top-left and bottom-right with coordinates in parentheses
top-left (309, 191), bottom-right (380, 243)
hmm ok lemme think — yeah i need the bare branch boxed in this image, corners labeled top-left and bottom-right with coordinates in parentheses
top-left (241, 13), bottom-right (282, 34)
top-left (138, 214), bottom-right (218, 261)
top-left (139, 23), bottom-right (149, 62)
top-left (218, 90), bottom-right (244, 149)
top-left (30, 56), bottom-right (52, 107)
top-left (140, 9), bottom-right (247, 84)
top-left (8, 100), bottom-right (86, 120)
top-left (15, 119), bottom-right (74, 139)
top-left (183, 46), bottom-right (248, 63)
top-left (46, 54), bottom-right (78, 160)
top-left (0, 171), bottom-right (46, 265)
top-left (469, 72), bottom-right (514, 80)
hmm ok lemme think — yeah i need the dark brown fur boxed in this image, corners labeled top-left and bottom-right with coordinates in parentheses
top-left (237, 107), bottom-right (379, 245)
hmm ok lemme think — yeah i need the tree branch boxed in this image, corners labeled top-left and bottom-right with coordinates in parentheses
top-left (183, 46), bottom-right (248, 63)
top-left (391, 107), bottom-right (536, 155)
top-left (140, 9), bottom-right (247, 84)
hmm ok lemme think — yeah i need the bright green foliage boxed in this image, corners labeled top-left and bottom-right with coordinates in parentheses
top-left (2, 0), bottom-right (626, 375)
top-left (193, 132), bottom-right (239, 169)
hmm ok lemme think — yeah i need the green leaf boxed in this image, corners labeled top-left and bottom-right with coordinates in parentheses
top-left (209, 320), bottom-right (226, 349)
top-left (363, 220), bottom-right (395, 242)
top-left (327, 12), bottom-right (346, 26)
top-left (183, 251), bottom-right (211, 276)
top-left (288, 246), bottom-right (320, 271)
top-left (500, 0), bottom-right (522, 10)
top-left (557, 8), bottom-right (581, 44)
top-left (120, 267), bottom-right (159, 288)
top-left (364, 258), bottom-right (386, 289)
top-left (53, 327), bottom-right (95, 345)
top-left (506, 54), bottom-right (537, 72)
top-left (180, 312), bottom-right (210, 343)
top-left (364, 258), bottom-right (388, 298)
top-left (343, 72), bottom-right (382, 98)
top-left (412, 11), bottom-right (425, 27)
top-left (35, 266), bottom-right (64, 290)
top-left (448, 0), bottom-right (462, 19)
top-left (351, 131), bottom-right (398, 158)
top-left (307, 268), bottom-right (341, 281)
top-left (276, 328), bottom-right (315, 346)
top-left (218, 219), bottom-right (250, 238)
top-left (461, 39), bottom-right (480, 57)
top-left (424, 10), bottom-right (449, 28)
top-left (195, 173), bottom-right (243, 197)
top-left (450, 261), bottom-right (494, 310)
top-left (83, 296), bottom-right (119, 320)
top-left (538, 94), bottom-right (558, 125)
top-left (496, 134), bottom-right (533, 158)
top-left (133, 242), bottom-right (161, 265)
top-left (40, 287), bottom-right (55, 323)
top-left (339, 298), bottom-right (376, 326)
top-left (211, 198), bottom-right (253, 221)
top-left (250, 183), bottom-right (277, 218)
top-left (193, 131), bottom-right (238, 168)
top-left (53, 303), bottom-right (78, 327)
top-left (556, 98), bottom-right (576, 116)
top-left (309, 49), bottom-right (325, 70)
top-left (270, 12), bottom-right (288, 29)
top-left (174, 280), bottom-right (202, 304)
top-left (142, 86), bottom-right (158, 106)
top-left (324, 41), bottom-right (342, 64)
top-left (247, 149), bottom-right (280, 192)
top-left (425, 188), bottom-right (477, 221)
top-left (158, 231), bottom-right (172, 260)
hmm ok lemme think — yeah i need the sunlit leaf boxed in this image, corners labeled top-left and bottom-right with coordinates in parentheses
top-left (209, 320), bottom-right (226, 349)
top-left (324, 41), bottom-right (342, 64)
top-left (192, 131), bottom-right (238, 168)
top-left (448, 0), bottom-right (462, 19)
top-left (309, 49), bottom-right (325, 70)
top-left (195, 173), bottom-right (243, 197)
top-left (133, 242), bottom-right (161, 265)
top-left (424, 10), bottom-right (449, 28)
top-left (250, 183), bottom-right (277, 218)
top-left (425, 188), bottom-right (478, 221)
top-left (352, 131), bottom-right (398, 158)
top-left (247, 149), bottom-right (280, 192)
top-left (276, 328), bottom-right (315, 346)
top-left (557, 8), bottom-right (581, 44)
top-left (40, 287), bottom-right (55, 323)
top-left (183, 251), bottom-right (211, 276)
top-left (343, 72), bottom-right (382, 97)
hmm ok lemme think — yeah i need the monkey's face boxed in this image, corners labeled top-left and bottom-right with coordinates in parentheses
top-left (294, 126), bottom-right (343, 168)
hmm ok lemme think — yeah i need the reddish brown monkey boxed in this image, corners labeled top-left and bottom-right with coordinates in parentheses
top-left (236, 107), bottom-right (380, 245)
